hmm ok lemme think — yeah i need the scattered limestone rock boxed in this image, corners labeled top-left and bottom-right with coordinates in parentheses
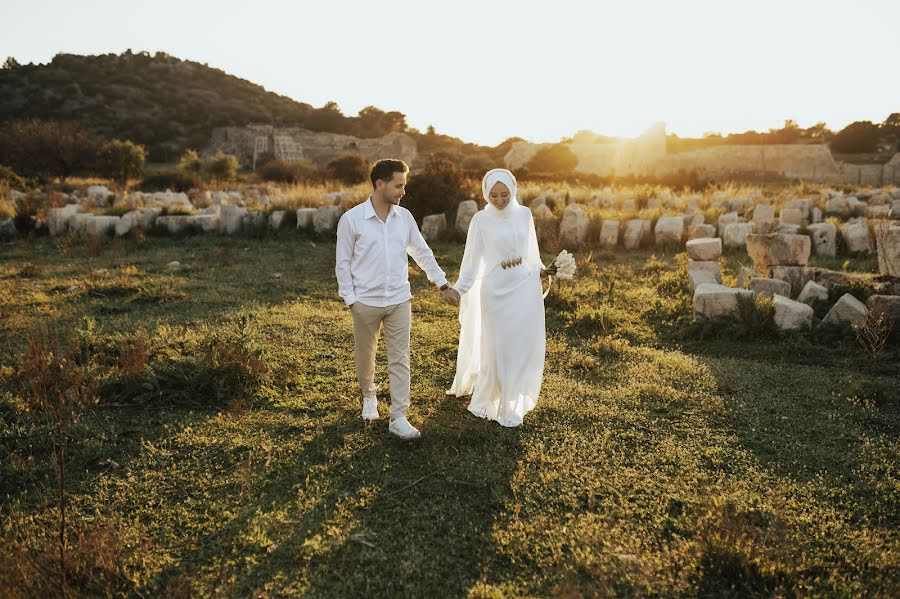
top-left (693, 283), bottom-right (753, 318)
top-left (156, 215), bottom-right (196, 235)
top-left (722, 223), bottom-right (753, 249)
top-left (749, 277), bottom-right (792, 298)
top-left (771, 266), bottom-right (816, 298)
top-left (599, 220), bottom-right (619, 248)
top-left (686, 238), bottom-right (722, 261)
top-left (48, 204), bottom-right (80, 235)
top-left (779, 207), bottom-right (803, 226)
top-left (717, 211), bottom-right (739, 233)
top-left (873, 222), bottom-right (900, 277)
top-left (797, 280), bottom-right (828, 306)
top-left (313, 205), bottom-right (342, 234)
top-left (190, 214), bottom-right (219, 232)
top-left (746, 234), bottom-right (811, 270)
top-left (421, 214), bottom-right (447, 242)
top-left (220, 205), bottom-right (248, 234)
top-left (688, 223), bottom-right (716, 240)
top-left (72, 214), bottom-right (119, 237)
top-left (823, 293), bottom-right (868, 327)
top-left (296, 208), bottom-right (316, 230)
top-left (268, 210), bottom-right (287, 230)
top-left (455, 200), bottom-right (478, 236)
top-left (623, 219), bottom-right (651, 250)
top-left (773, 294), bottom-right (813, 330)
top-left (840, 220), bottom-right (873, 254)
top-left (560, 204), bottom-right (589, 247)
top-left (752, 204), bottom-right (775, 223)
top-left (654, 216), bottom-right (684, 246)
top-left (825, 196), bottom-right (849, 215)
top-left (811, 207), bottom-right (823, 223)
top-left (687, 260), bottom-right (723, 289)
top-left (807, 223), bottom-right (837, 258)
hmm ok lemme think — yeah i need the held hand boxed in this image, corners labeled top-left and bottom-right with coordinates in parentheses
top-left (441, 287), bottom-right (461, 307)
top-left (540, 269), bottom-right (549, 280)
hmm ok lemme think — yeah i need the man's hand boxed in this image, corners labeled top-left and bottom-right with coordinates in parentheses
top-left (540, 269), bottom-right (549, 280)
top-left (441, 287), bottom-right (460, 307)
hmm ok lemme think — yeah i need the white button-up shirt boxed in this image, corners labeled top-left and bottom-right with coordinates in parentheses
top-left (335, 197), bottom-right (448, 307)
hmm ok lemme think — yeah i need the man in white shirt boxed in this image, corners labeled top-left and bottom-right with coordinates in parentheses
top-left (335, 159), bottom-right (459, 440)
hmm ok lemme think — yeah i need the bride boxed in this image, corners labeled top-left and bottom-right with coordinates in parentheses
top-left (445, 168), bottom-right (547, 427)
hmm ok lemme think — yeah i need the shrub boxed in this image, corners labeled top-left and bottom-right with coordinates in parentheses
top-left (97, 139), bottom-right (145, 184)
top-left (138, 170), bottom-right (201, 192)
top-left (0, 118), bottom-right (103, 180)
top-left (256, 159), bottom-right (320, 184)
top-left (0, 164), bottom-right (29, 190)
top-left (176, 149), bottom-right (203, 175)
top-left (12, 320), bottom-right (99, 595)
top-left (101, 314), bottom-right (269, 407)
top-left (830, 121), bottom-right (880, 154)
top-left (205, 151), bottom-right (238, 182)
top-left (402, 156), bottom-right (476, 226)
top-left (325, 152), bottom-right (368, 185)
top-left (524, 143), bottom-right (579, 175)
top-left (13, 194), bottom-right (41, 235)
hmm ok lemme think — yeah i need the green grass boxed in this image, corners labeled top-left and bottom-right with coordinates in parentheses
top-left (0, 234), bottom-right (898, 597)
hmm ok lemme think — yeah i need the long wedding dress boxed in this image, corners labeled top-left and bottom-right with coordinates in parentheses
top-left (447, 197), bottom-right (546, 427)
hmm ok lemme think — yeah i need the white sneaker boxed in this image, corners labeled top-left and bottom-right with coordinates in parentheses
top-left (362, 396), bottom-right (379, 420)
top-left (388, 416), bottom-right (421, 439)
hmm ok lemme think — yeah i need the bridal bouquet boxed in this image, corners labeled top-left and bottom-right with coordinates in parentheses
top-left (545, 250), bottom-right (576, 279)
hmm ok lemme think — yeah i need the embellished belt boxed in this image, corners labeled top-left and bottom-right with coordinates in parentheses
top-left (499, 257), bottom-right (524, 270)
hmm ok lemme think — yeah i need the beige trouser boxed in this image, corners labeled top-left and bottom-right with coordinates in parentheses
top-left (350, 300), bottom-right (411, 420)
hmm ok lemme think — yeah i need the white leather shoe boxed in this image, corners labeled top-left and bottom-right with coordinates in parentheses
top-left (388, 416), bottom-right (421, 439)
top-left (362, 396), bottom-right (379, 420)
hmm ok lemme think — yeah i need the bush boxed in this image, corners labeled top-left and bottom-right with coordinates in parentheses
top-left (205, 151), bottom-right (238, 182)
top-left (0, 118), bottom-right (103, 180)
top-left (461, 152), bottom-right (495, 173)
top-left (0, 164), bottom-right (29, 190)
top-left (176, 149), bottom-right (202, 175)
top-left (524, 143), bottom-right (579, 174)
top-left (100, 315), bottom-right (269, 407)
top-left (97, 139), bottom-right (145, 184)
top-left (13, 194), bottom-right (43, 236)
top-left (325, 152), bottom-right (368, 185)
top-left (402, 157), bottom-right (477, 226)
top-left (830, 121), bottom-right (881, 154)
top-left (256, 159), bottom-right (320, 183)
top-left (138, 170), bottom-right (201, 192)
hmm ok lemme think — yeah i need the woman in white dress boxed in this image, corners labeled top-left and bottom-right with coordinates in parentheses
top-left (446, 168), bottom-right (547, 427)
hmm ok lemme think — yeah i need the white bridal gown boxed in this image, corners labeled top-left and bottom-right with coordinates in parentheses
top-left (447, 199), bottom-right (546, 427)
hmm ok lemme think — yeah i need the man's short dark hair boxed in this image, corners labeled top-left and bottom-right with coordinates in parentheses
top-left (370, 159), bottom-right (409, 188)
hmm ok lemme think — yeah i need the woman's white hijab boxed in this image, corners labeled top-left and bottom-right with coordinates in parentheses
top-left (482, 168), bottom-right (520, 216)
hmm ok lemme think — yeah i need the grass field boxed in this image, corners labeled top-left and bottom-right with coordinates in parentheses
top-left (1, 231), bottom-right (898, 597)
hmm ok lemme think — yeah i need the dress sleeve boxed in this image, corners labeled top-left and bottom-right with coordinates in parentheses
top-left (525, 209), bottom-right (546, 271)
top-left (453, 214), bottom-right (484, 295)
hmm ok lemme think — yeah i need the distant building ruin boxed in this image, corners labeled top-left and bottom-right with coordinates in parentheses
top-left (505, 124), bottom-right (900, 186)
top-left (206, 126), bottom-right (417, 170)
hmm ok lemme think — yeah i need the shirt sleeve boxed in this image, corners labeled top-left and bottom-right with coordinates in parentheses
top-left (406, 211), bottom-right (448, 287)
top-left (335, 213), bottom-right (357, 306)
top-left (453, 214), bottom-right (484, 295)
top-left (526, 210), bottom-right (547, 271)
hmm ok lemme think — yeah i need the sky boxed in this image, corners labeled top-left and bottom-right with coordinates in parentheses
top-left (2, 0), bottom-right (898, 147)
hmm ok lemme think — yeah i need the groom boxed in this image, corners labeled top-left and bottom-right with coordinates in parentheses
top-left (335, 158), bottom-right (459, 440)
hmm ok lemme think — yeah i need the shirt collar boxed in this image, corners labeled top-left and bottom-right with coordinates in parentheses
top-left (363, 196), bottom-right (396, 221)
